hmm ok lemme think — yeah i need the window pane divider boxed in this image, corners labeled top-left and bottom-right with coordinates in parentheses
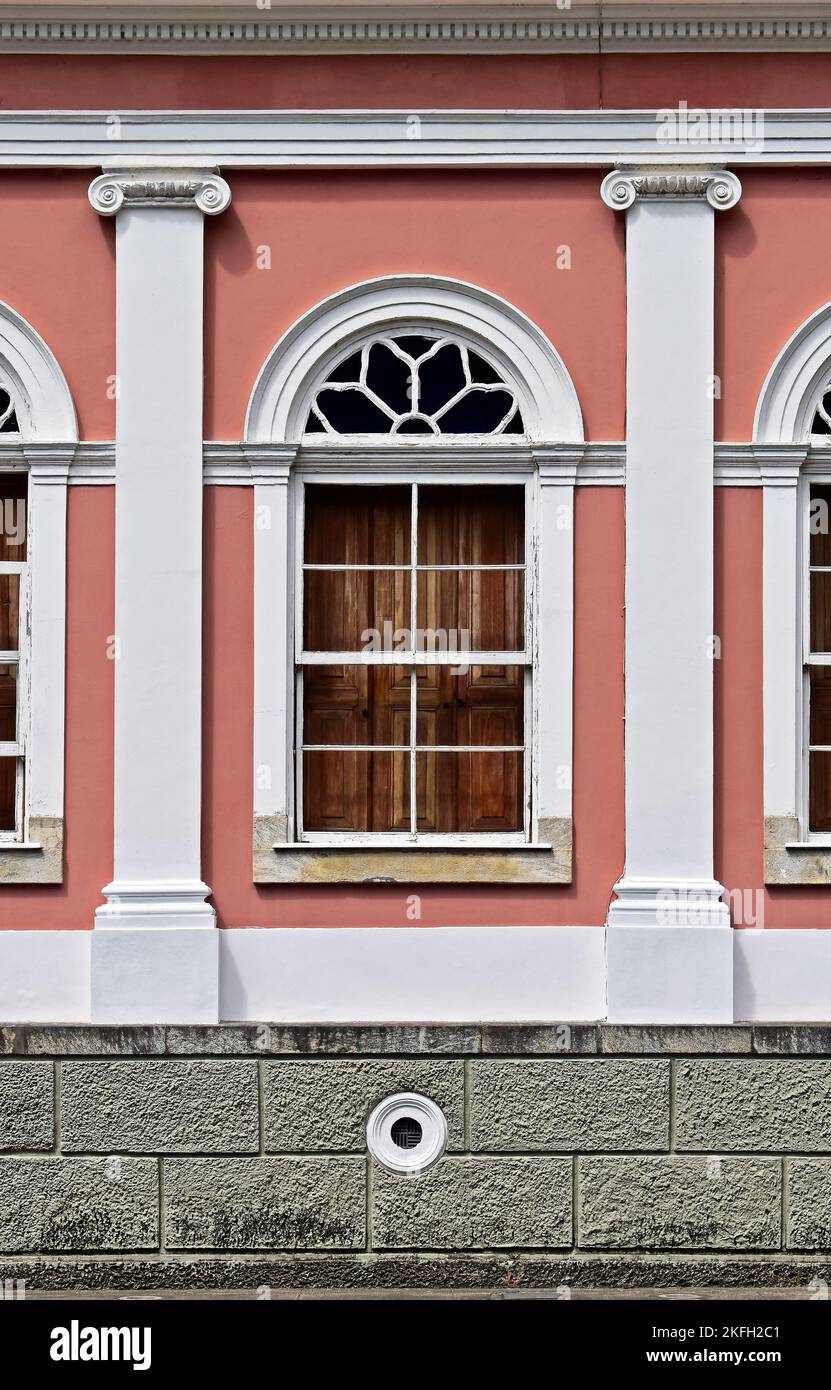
top-left (299, 650), bottom-right (528, 665)
top-left (302, 744), bottom-right (525, 753)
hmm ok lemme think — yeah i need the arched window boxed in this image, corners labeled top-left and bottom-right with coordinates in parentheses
top-left (247, 277), bottom-right (580, 880)
top-left (305, 334), bottom-right (524, 437)
top-left (755, 301), bottom-right (831, 880)
top-left (0, 302), bottom-right (76, 876)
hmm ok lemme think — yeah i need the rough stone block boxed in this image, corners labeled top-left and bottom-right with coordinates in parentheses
top-left (0, 1157), bottom-right (157, 1252)
top-left (61, 1060), bottom-right (259, 1153)
top-left (263, 1059), bottom-right (464, 1150)
top-left (164, 1156), bottom-right (365, 1250)
top-left (579, 1156), bottom-right (781, 1250)
top-left (470, 1059), bottom-right (669, 1150)
top-left (675, 1060), bottom-right (831, 1151)
top-left (787, 1160), bottom-right (831, 1249)
top-left (0, 1061), bottom-right (53, 1150)
top-left (373, 1157), bottom-right (572, 1249)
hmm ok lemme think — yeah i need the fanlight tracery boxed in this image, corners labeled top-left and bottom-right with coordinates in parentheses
top-left (0, 381), bottom-right (19, 434)
top-left (812, 382), bottom-right (831, 438)
top-left (305, 334), bottom-right (525, 438)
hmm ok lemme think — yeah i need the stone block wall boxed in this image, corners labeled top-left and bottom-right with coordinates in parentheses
top-left (1, 1024), bottom-right (830, 1291)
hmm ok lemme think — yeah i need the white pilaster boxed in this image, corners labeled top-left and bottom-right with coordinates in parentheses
top-left (601, 168), bottom-right (740, 1023)
top-left (88, 169), bottom-right (231, 1023)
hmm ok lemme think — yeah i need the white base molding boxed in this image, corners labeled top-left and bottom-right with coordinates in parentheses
top-left (90, 928), bottom-right (219, 1025)
top-left (0, 930), bottom-right (89, 1023)
top-left (220, 926), bottom-right (606, 1024)
top-left (607, 877), bottom-right (731, 928)
top-left (606, 925), bottom-right (735, 1024)
top-left (733, 929), bottom-right (831, 1022)
top-left (94, 880), bottom-right (217, 931)
top-left (4, 925), bottom-right (831, 1025)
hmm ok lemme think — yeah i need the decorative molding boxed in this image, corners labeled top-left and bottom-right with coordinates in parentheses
top-left (1, 7), bottom-right (831, 56)
top-left (88, 168), bottom-right (231, 216)
top-left (4, 111), bottom-right (831, 171)
top-left (754, 299), bottom-right (831, 444)
top-left (10, 440), bottom-right (831, 487)
top-left (601, 167), bottom-right (742, 211)
top-left (245, 274), bottom-right (584, 445)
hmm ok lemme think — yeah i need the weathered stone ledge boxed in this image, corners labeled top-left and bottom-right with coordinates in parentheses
top-left (1, 1253), bottom-right (830, 1293)
top-left (4, 1023), bottom-right (831, 1056)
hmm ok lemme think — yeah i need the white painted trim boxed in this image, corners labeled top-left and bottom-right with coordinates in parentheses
top-left (536, 453), bottom-right (575, 824)
top-left (244, 275), bottom-right (583, 445)
top-left (754, 305), bottom-right (831, 835)
top-left (0, 930), bottom-right (89, 1023)
top-left (10, 439), bottom-right (827, 488)
top-left (219, 926), bottom-right (606, 1023)
top-left (0, 8), bottom-right (830, 56)
top-left (734, 930), bottom-right (831, 1022)
top-left (0, 306), bottom-right (75, 862)
top-left (253, 458), bottom-right (293, 824)
top-left (606, 925), bottom-right (734, 1025)
top-left (755, 300), bottom-right (831, 445)
top-left (26, 449), bottom-right (71, 825)
top-left (91, 927), bottom-right (219, 1025)
top-left (0, 301), bottom-right (76, 444)
top-left (2, 925), bottom-right (831, 1023)
top-left (4, 110), bottom-right (831, 170)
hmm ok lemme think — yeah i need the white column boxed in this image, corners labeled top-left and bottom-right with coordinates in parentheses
top-left (88, 168), bottom-right (231, 1023)
top-left (600, 168), bottom-right (740, 1023)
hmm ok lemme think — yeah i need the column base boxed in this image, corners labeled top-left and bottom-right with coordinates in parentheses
top-left (92, 882), bottom-right (218, 1023)
top-left (606, 877), bottom-right (733, 1024)
top-left (607, 876), bottom-right (730, 928)
top-left (94, 880), bottom-right (217, 931)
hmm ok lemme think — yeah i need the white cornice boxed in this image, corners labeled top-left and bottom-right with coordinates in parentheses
top-left (3, 110), bottom-right (831, 169)
top-left (6, 439), bottom-right (825, 486)
top-left (1, 7), bottom-right (831, 55)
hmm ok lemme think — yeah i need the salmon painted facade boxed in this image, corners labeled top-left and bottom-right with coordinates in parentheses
top-left (0, 2), bottom-right (830, 1032)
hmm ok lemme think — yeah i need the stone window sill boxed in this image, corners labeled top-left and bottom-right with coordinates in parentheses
top-left (252, 815), bottom-right (572, 884)
top-left (764, 815), bottom-right (831, 885)
top-left (0, 817), bottom-right (63, 884)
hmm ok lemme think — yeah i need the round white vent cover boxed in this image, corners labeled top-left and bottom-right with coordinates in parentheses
top-left (366, 1092), bottom-right (448, 1175)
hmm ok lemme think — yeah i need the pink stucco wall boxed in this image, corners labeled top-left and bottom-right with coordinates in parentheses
top-left (2, 59), bottom-right (831, 928)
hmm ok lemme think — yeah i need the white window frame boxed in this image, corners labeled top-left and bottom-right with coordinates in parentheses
top-left (293, 467), bottom-right (536, 848)
top-left (800, 464), bottom-right (831, 844)
top-left (0, 301), bottom-right (77, 877)
top-left (755, 297), bottom-right (831, 876)
top-left (246, 276), bottom-right (582, 877)
top-left (0, 498), bottom-right (29, 843)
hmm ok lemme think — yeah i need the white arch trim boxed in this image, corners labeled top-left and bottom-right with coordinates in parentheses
top-left (754, 299), bottom-right (831, 444)
top-left (0, 300), bottom-right (77, 443)
top-left (0, 301), bottom-right (76, 882)
top-left (245, 275), bottom-right (584, 444)
top-left (753, 300), bottom-right (831, 883)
